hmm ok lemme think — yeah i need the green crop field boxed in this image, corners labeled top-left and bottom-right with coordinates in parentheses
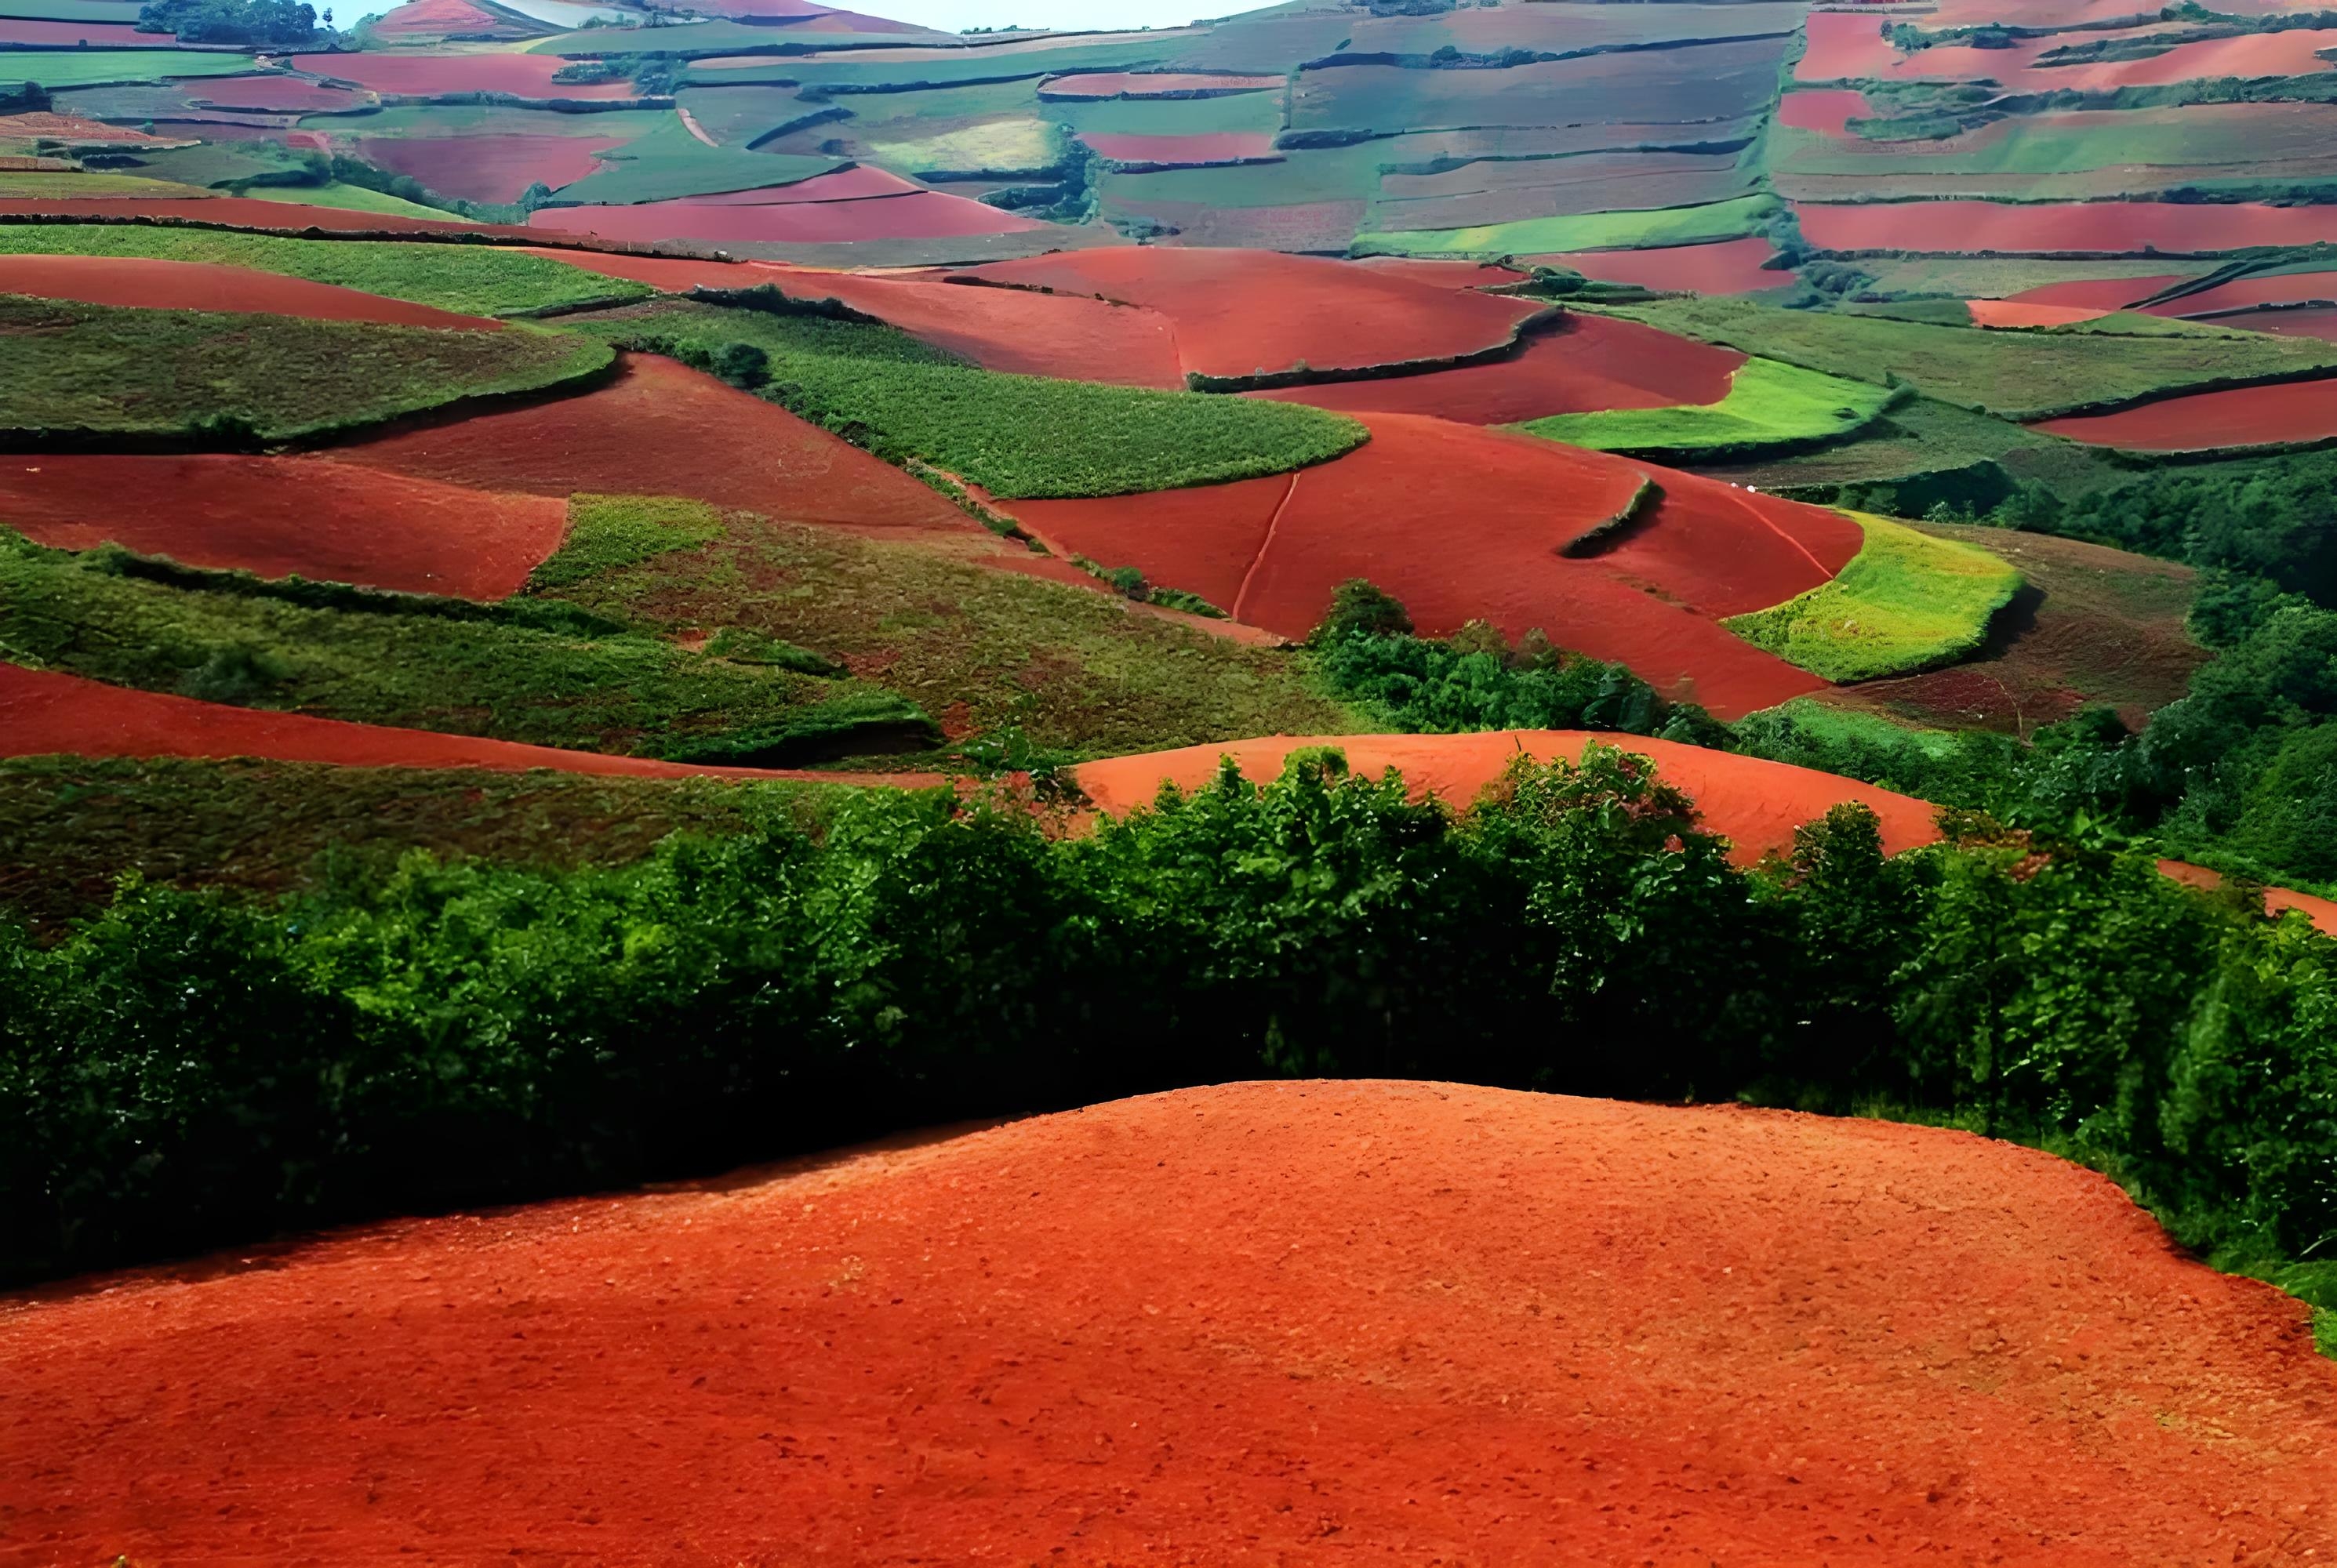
top-left (1854, 257), bottom-right (2215, 301)
top-left (1519, 358), bottom-right (1896, 457)
top-left (244, 182), bottom-right (466, 219)
top-left (1725, 511), bottom-right (2023, 682)
top-left (0, 296), bottom-right (612, 441)
top-left (543, 115), bottom-right (845, 205)
top-left (0, 48), bottom-right (253, 87)
top-left (0, 170), bottom-right (209, 198)
top-left (1357, 194), bottom-right (1780, 259)
top-left (568, 297), bottom-right (1367, 499)
top-left (0, 225), bottom-right (651, 317)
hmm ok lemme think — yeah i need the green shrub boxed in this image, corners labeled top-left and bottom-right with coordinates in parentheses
top-left (528, 494), bottom-right (728, 592)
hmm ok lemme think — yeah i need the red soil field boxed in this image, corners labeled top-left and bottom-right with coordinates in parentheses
top-left (2031, 375), bottom-right (2337, 450)
top-left (529, 188), bottom-right (1045, 245)
top-left (1779, 86), bottom-right (1870, 136)
top-left (1009, 414), bottom-right (1851, 718)
top-left (0, 253), bottom-right (497, 328)
top-left (321, 352), bottom-right (970, 533)
top-left (1968, 298), bottom-right (2106, 328)
top-left (1250, 313), bottom-right (1745, 423)
top-left (367, 0), bottom-right (529, 37)
top-left (683, 167), bottom-right (924, 204)
top-left (0, 663), bottom-right (932, 785)
top-left (1079, 130), bottom-right (1278, 165)
top-left (1798, 198), bottom-right (2337, 253)
top-left (2206, 304), bottom-right (2337, 342)
top-left (8, 1079), bottom-right (2332, 1566)
top-left (1795, 10), bottom-right (1903, 82)
top-left (0, 112), bottom-right (184, 147)
top-left (1039, 70), bottom-right (1281, 96)
top-left (0, 194), bottom-right (518, 236)
top-left (0, 453), bottom-right (564, 597)
top-left (0, 17), bottom-right (155, 44)
top-left (954, 247), bottom-right (1543, 380)
top-left (1076, 731), bottom-right (1943, 862)
top-left (2147, 269), bottom-right (2337, 316)
top-left (1528, 235), bottom-right (1785, 295)
top-left (187, 73), bottom-right (370, 111)
top-left (289, 51), bottom-right (641, 101)
top-left (2008, 272), bottom-right (2193, 309)
top-left (1350, 254), bottom-right (1528, 289)
top-left (357, 132), bottom-right (624, 203)
top-left (2037, 27), bottom-right (2337, 89)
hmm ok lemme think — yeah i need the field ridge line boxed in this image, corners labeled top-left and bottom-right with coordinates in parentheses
top-left (1232, 469), bottom-right (1303, 623)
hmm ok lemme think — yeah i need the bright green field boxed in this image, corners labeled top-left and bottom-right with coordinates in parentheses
top-left (0, 295), bottom-right (612, 441)
top-left (543, 115), bottom-right (843, 205)
top-left (1519, 358), bottom-right (1896, 456)
top-left (0, 224), bottom-right (651, 316)
top-left (1356, 194), bottom-right (1779, 258)
top-left (0, 48), bottom-right (253, 87)
top-left (246, 181), bottom-right (463, 218)
top-left (1725, 511), bottom-right (2023, 682)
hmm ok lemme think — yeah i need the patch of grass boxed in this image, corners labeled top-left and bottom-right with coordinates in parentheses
top-left (1857, 256), bottom-right (2212, 300)
top-left (528, 493), bottom-right (725, 591)
top-left (1600, 296), bottom-right (2337, 421)
top-left (1354, 194), bottom-right (1779, 259)
top-left (0, 223), bottom-right (649, 316)
top-left (1518, 358), bottom-right (1896, 457)
top-left (0, 170), bottom-right (209, 198)
top-left (0, 48), bottom-right (254, 88)
top-left (568, 296), bottom-right (1368, 499)
top-left (244, 180), bottom-right (465, 218)
top-left (0, 294), bottom-right (612, 441)
top-left (863, 116), bottom-right (1064, 178)
top-left (1725, 510), bottom-right (2023, 682)
top-left (543, 113), bottom-right (843, 205)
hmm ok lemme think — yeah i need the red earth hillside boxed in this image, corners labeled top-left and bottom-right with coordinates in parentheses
top-left (5, 1080), bottom-right (2332, 1566)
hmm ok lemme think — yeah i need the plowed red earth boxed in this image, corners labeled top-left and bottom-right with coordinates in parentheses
top-left (952, 247), bottom-right (1543, 380)
top-left (685, 166), bottom-right (924, 204)
top-left (0, 18), bottom-right (153, 44)
top-left (289, 51), bottom-right (641, 100)
top-left (188, 74), bottom-right (369, 111)
top-left (1528, 235), bottom-right (1783, 295)
top-left (1351, 255), bottom-right (1528, 289)
top-left (1074, 731), bottom-right (1943, 862)
top-left (1008, 414), bottom-right (1855, 717)
top-left (1968, 299), bottom-right (2106, 328)
top-left (2032, 376), bottom-right (2337, 450)
top-left (2146, 270), bottom-right (2337, 316)
top-left (2214, 305), bottom-right (2337, 342)
top-left (358, 133), bottom-right (624, 204)
top-left (2008, 273), bottom-right (2193, 309)
top-left (318, 352), bottom-right (969, 533)
top-left (1251, 314), bottom-right (1743, 423)
top-left (1040, 70), bottom-right (1280, 96)
top-left (529, 187), bottom-right (1044, 245)
top-left (369, 0), bottom-right (529, 37)
top-left (1779, 87), bottom-right (1869, 135)
top-left (0, 663), bottom-right (934, 786)
top-left (0, 253), bottom-right (496, 328)
top-left (2160, 859), bottom-right (2337, 937)
top-left (0, 454), bottom-right (563, 597)
top-left (1799, 199), bottom-right (2337, 253)
top-left (1079, 131), bottom-right (1278, 165)
top-left (7, 1079), bottom-right (2334, 1566)
top-left (0, 194), bottom-right (518, 236)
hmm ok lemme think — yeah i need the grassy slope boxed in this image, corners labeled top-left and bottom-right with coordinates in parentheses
top-left (1518, 358), bottom-right (1895, 456)
top-left (1355, 194), bottom-right (1780, 258)
top-left (1602, 297), bottom-right (2337, 421)
top-left (568, 299), bottom-right (1368, 499)
top-left (245, 181), bottom-right (466, 219)
top-left (0, 171), bottom-right (209, 198)
top-left (1725, 511), bottom-right (2023, 682)
top-left (0, 296), bottom-right (612, 440)
top-left (0, 48), bottom-right (252, 86)
top-left (543, 114), bottom-right (843, 205)
top-left (0, 225), bottom-right (648, 317)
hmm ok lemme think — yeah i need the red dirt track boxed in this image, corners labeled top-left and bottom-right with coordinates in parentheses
top-left (2032, 376), bottom-right (2337, 450)
top-left (0, 253), bottom-right (496, 328)
top-left (0, 454), bottom-right (565, 597)
top-left (1074, 731), bottom-right (1943, 862)
top-left (7, 1079), bottom-right (2334, 1566)
top-left (319, 352), bottom-right (970, 532)
top-left (1529, 235), bottom-right (1784, 295)
top-left (1799, 199), bottom-right (2337, 254)
top-left (953, 246), bottom-right (1543, 380)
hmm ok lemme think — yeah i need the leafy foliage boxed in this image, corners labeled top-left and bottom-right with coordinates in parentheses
top-left (137, 0), bottom-right (318, 44)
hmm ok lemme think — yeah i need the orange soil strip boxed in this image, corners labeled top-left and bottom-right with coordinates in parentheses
top-left (529, 187), bottom-right (1047, 245)
top-left (318, 353), bottom-right (971, 533)
top-left (0, 662), bottom-right (939, 786)
top-left (2032, 376), bottom-right (2337, 450)
top-left (1250, 314), bottom-right (1744, 423)
top-left (1074, 731), bottom-right (1943, 862)
top-left (2007, 273), bottom-right (2193, 309)
top-left (2158, 858), bottom-right (2337, 936)
top-left (1968, 299), bottom-right (2110, 328)
top-left (289, 51), bottom-right (642, 100)
top-left (1779, 86), bottom-right (1870, 135)
top-left (8, 1078), bottom-right (2332, 1565)
top-left (1009, 414), bottom-right (1850, 718)
top-left (2148, 270), bottom-right (2337, 316)
top-left (1799, 199), bottom-right (2337, 253)
top-left (1349, 254), bottom-right (1528, 289)
top-left (0, 454), bottom-right (565, 598)
top-left (0, 253), bottom-right (498, 328)
top-left (1079, 131), bottom-right (1278, 165)
top-left (0, 194), bottom-right (522, 236)
top-left (357, 133), bottom-right (625, 205)
top-left (1039, 70), bottom-right (1281, 96)
top-left (953, 246), bottom-right (1543, 381)
top-left (1528, 235), bottom-right (1785, 295)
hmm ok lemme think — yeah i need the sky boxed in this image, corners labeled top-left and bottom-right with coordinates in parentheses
top-left (859, 0), bottom-right (1281, 31)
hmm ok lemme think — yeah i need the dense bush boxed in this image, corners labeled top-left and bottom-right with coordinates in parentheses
top-left (138, 0), bottom-right (318, 44)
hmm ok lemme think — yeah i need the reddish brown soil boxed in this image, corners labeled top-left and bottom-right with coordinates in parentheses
top-left (2033, 376), bottom-right (2337, 450)
top-left (1350, 254), bottom-right (1528, 290)
top-left (2149, 270), bottom-right (2337, 315)
top-left (368, 0), bottom-right (530, 37)
top-left (1039, 70), bottom-right (1281, 96)
top-left (2008, 273), bottom-right (2193, 309)
top-left (0, 663), bottom-right (934, 785)
top-left (529, 187), bottom-right (1045, 245)
top-left (7, 1079), bottom-right (2334, 1566)
top-left (1078, 130), bottom-right (1278, 165)
top-left (0, 453), bottom-right (565, 597)
top-left (289, 51), bottom-right (641, 100)
top-left (1528, 235), bottom-right (1785, 295)
top-left (0, 252), bottom-right (497, 328)
top-left (1794, 9), bottom-right (1903, 82)
top-left (953, 246), bottom-right (1543, 380)
top-left (1250, 314), bottom-right (1744, 423)
top-left (319, 353), bottom-right (970, 533)
top-left (0, 18), bottom-right (155, 44)
top-left (1779, 87), bottom-right (1870, 135)
top-left (0, 194), bottom-right (522, 237)
top-left (1968, 299), bottom-right (2106, 328)
top-left (2206, 304), bottom-right (2337, 342)
top-left (1799, 198), bottom-right (2337, 253)
top-left (1076, 731), bottom-right (1943, 862)
top-left (1009, 413), bottom-right (1848, 718)
top-left (187, 73), bottom-right (369, 111)
top-left (0, 112), bottom-right (183, 147)
top-left (2160, 859), bottom-right (2337, 937)
top-left (683, 166), bottom-right (925, 204)
top-left (357, 133), bottom-right (624, 204)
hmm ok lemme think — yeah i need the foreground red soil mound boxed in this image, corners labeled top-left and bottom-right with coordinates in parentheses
top-left (1009, 415), bottom-right (1855, 718)
top-left (2031, 376), bottom-right (2337, 450)
top-left (319, 353), bottom-right (969, 533)
top-left (1528, 236), bottom-right (1784, 295)
top-left (953, 246), bottom-right (1543, 380)
top-left (7, 1080), bottom-right (2332, 1565)
top-left (1800, 198), bottom-right (2337, 254)
top-left (1074, 730), bottom-right (1943, 862)
top-left (0, 663), bottom-right (936, 786)
top-left (0, 253), bottom-right (496, 328)
top-left (0, 455), bottom-right (564, 597)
